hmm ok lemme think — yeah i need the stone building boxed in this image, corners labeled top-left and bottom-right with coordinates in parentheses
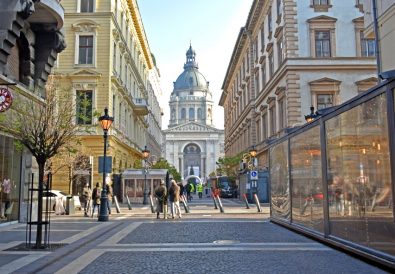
top-left (219, 0), bottom-right (377, 168)
top-left (164, 45), bottom-right (224, 181)
top-left (53, 0), bottom-right (162, 195)
top-left (0, 0), bottom-right (65, 223)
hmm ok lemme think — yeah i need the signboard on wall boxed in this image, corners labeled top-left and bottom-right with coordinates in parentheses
top-left (98, 156), bottom-right (112, 173)
top-left (250, 170), bottom-right (258, 180)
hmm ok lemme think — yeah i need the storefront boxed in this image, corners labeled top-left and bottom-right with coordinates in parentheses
top-left (269, 78), bottom-right (395, 268)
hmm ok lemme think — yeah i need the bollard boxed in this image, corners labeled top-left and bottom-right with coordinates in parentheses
top-left (253, 193), bottom-right (262, 213)
top-left (213, 194), bottom-right (218, 209)
top-left (125, 195), bottom-right (132, 210)
top-left (114, 195), bottom-right (121, 213)
top-left (216, 195), bottom-right (224, 213)
top-left (149, 195), bottom-right (155, 213)
top-left (243, 193), bottom-right (250, 209)
top-left (181, 195), bottom-right (190, 213)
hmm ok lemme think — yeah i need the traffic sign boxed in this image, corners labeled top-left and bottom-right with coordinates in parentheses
top-left (250, 170), bottom-right (258, 180)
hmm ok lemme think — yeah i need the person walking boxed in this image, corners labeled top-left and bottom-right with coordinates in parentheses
top-left (168, 179), bottom-right (182, 219)
top-left (197, 183), bottom-right (203, 199)
top-left (186, 182), bottom-right (194, 202)
top-left (82, 182), bottom-right (92, 217)
top-left (154, 180), bottom-right (167, 219)
top-left (106, 183), bottom-right (113, 215)
top-left (91, 182), bottom-right (101, 218)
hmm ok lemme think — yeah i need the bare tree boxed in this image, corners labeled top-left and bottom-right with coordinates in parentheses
top-left (1, 76), bottom-right (80, 247)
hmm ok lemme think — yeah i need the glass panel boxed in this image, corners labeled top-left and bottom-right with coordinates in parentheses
top-left (0, 135), bottom-right (22, 223)
top-left (291, 126), bottom-right (324, 232)
top-left (270, 141), bottom-right (290, 220)
top-left (326, 93), bottom-right (394, 256)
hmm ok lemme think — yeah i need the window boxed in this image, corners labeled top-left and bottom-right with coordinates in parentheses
top-left (308, 16), bottom-right (337, 57)
top-left (360, 31), bottom-right (375, 57)
top-left (276, 0), bottom-right (282, 21)
top-left (113, 42), bottom-right (117, 70)
top-left (76, 90), bottom-right (93, 125)
top-left (197, 108), bottom-right (202, 119)
top-left (270, 105), bottom-right (276, 135)
top-left (277, 36), bottom-right (284, 65)
top-left (315, 31), bottom-right (331, 57)
top-left (313, 0), bottom-right (328, 4)
top-left (189, 108), bottom-right (195, 120)
top-left (278, 97), bottom-right (286, 129)
top-left (262, 111), bottom-right (267, 140)
top-left (80, 0), bottom-right (94, 12)
top-left (260, 24), bottom-right (265, 52)
top-left (316, 94), bottom-right (333, 109)
top-left (268, 9), bottom-right (273, 38)
top-left (181, 108), bottom-right (186, 119)
top-left (268, 52), bottom-right (274, 78)
top-left (254, 38), bottom-right (259, 62)
top-left (78, 35), bottom-right (93, 64)
top-left (255, 70), bottom-right (260, 94)
top-left (261, 61), bottom-right (266, 87)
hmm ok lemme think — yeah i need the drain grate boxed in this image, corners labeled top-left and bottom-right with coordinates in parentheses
top-left (213, 240), bottom-right (240, 244)
top-left (5, 243), bottom-right (67, 252)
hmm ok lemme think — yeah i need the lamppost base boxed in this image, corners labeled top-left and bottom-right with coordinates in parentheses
top-left (143, 194), bottom-right (148, 205)
top-left (98, 195), bottom-right (109, 222)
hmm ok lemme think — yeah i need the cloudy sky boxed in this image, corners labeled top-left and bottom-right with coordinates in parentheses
top-left (137, 0), bottom-right (252, 129)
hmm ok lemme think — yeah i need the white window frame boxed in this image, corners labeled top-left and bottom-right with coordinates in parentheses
top-left (74, 33), bottom-right (97, 66)
top-left (77, 0), bottom-right (95, 13)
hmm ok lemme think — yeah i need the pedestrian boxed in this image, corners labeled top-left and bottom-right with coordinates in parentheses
top-left (106, 183), bottom-right (113, 215)
top-left (168, 179), bottom-right (182, 219)
top-left (154, 180), bottom-right (167, 219)
top-left (197, 183), bottom-right (203, 199)
top-left (82, 183), bottom-right (92, 217)
top-left (91, 182), bottom-right (101, 217)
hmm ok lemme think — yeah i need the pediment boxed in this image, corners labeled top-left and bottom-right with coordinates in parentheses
top-left (309, 77), bottom-right (341, 85)
top-left (164, 122), bottom-right (223, 133)
top-left (355, 77), bottom-right (378, 85)
top-left (69, 69), bottom-right (102, 78)
top-left (307, 15), bottom-right (337, 23)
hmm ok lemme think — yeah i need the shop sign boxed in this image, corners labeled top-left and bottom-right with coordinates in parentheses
top-left (0, 87), bottom-right (13, 112)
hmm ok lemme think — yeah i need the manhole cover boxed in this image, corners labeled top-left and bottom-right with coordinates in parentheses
top-left (5, 243), bottom-right (67, 252)
top-left (213, 240), bottom-right (240, 244)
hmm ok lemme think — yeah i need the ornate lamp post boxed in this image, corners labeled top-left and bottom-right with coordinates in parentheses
top-left (98, 108), bottom-right (113, 222)
top-left (142, 146), bottom-right (157, 205)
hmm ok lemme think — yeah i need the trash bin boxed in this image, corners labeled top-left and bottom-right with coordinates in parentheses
top-left (66, 196), bottom-right (75, 215)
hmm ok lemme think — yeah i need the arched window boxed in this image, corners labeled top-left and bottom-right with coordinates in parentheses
top-left (181, 108), bottom-right (186, 119)
top-left (189, 108), bottom-right (195, 120)
top-left (197, 108), bottom-right (202, 119)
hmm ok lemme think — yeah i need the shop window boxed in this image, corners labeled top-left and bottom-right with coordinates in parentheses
top-left (76, 90), bottom-right (93, 125)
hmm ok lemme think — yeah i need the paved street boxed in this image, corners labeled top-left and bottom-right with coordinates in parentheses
top-left (0, 196), bottom-right (389, 274)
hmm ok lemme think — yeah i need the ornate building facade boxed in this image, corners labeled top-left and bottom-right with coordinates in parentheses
top-left (164, 45), bottom-right (224, 181)
top-left (0, 0), bottom-right (65, 223)
top-left (220, 0), bottom-right (377, 169)
top-left (53, 0), bottom-right (162, 194)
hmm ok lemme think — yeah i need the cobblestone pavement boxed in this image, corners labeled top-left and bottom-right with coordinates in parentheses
top-left (0, 197), bottom-right (390, 274)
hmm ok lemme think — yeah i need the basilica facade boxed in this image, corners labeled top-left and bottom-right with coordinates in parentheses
top-left (164, 45), bottom-right (224, 182)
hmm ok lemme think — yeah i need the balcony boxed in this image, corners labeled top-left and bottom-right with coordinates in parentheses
top-left (28, 0), bottom-right (64, 29)
top-left (132, 98), bottom-right (149, 116)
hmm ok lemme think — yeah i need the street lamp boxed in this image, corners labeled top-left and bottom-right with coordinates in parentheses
top-left (142, 145), bottom-right (157, 205)
top-left (98, 107), bottom-right (114, 222)
top-left (304, 106), bottom-right (319, 123)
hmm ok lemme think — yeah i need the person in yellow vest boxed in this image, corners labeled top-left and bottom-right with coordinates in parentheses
top-left (197, 183), bottom-right (203, 199)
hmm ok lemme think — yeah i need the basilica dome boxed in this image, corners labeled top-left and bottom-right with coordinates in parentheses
top-left (173, 45), bottom-right (209, 91)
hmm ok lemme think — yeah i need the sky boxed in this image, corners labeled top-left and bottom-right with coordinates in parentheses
top-left (137, 1), bottom-right (252, 130)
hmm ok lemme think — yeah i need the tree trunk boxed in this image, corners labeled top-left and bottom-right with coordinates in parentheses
top-left (35, 161), bottom-right (45, 247)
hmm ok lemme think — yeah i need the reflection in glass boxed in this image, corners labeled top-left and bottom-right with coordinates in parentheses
top-left (290, 126), bottom-right (324, 232)
top-left (270, 141), bottom-right (290, 220)
top-left (326, 93), bottom-right (394, 255)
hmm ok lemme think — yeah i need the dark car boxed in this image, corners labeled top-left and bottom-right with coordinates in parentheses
top-left (220, 186), bottom-right (234, 198)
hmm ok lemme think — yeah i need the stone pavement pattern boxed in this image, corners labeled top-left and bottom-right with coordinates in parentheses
top-left (0, 197), bottom-right (389, 274)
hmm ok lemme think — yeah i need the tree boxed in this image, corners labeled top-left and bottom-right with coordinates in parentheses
top-left (133, 157), bottom-right (181, 182)
top-left (0, 76), bottom-right (80, 247)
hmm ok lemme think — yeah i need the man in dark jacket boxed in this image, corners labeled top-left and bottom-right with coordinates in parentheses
top-left (154, 180), bottom-right (167, 219)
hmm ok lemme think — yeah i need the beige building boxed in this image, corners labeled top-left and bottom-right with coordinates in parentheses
top-left (53, 0), bottom-right (162, 195)
top-left (219, 0), bottom-right (377, 167)
top-left (364, 0), bottom-right (395, 73)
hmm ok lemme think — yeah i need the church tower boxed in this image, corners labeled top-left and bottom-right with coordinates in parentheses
top-left (164, 45), bottom-right (224, 180)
